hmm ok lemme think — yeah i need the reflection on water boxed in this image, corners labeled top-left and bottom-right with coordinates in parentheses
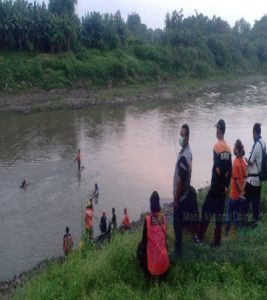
top-left (1, 82), bottom-right (267, 280)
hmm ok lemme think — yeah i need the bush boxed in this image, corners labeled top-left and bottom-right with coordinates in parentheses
top-left (0, 56), bottom-right (14, 90)
top-left (107, 59), bottom-right (127, 80)
top-left (41, 68), bottom-right (71, 90)
top-left (194, 61), bottom-right (213, 78)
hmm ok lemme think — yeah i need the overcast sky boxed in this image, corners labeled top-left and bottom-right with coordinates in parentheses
top-left (34, 0), bottom-right (266, 29)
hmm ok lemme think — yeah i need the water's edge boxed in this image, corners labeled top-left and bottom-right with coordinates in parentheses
top-left (0, 75), bottom-right (265, 114)
top-left (0, 202), bottom-right (174, 297)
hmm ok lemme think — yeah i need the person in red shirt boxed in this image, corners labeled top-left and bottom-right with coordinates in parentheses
top-left (122, 208), bottom-right (130, 230)
top-left (225, 139), bottom-right (247, 235)
top-left (85, 205), bottom-right (93, 238)
top-left (137, 191), bottom-right (169, 278)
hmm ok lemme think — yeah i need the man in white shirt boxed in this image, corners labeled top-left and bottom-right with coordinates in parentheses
top-left (243, 123), bottom-right (266, 228)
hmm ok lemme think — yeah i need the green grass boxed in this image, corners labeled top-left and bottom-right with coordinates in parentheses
top-left (11, 185), bottom-right (267, 299)
top-left (0, 47), bottom-right (262, 95)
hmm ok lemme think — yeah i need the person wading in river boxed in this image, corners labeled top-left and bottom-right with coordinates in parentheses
top-left (74, 149), bottom-right (81, 171)
top-left (199, 119), bottom-right (232, 247)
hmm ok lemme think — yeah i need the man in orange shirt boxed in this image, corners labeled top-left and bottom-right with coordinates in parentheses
top-left (122, 208), bottom-right (130, 230)
top-left (225, 140), bottom-right (247, 235)
top-left (199, 119), bottom-right (232, 247)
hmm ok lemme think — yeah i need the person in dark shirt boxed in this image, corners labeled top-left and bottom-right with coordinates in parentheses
top-left (111, 207), bottom-right (117, 229)
top-left (173, 124), bottom-right (200, 258)
top-left (20, 179), bottom-right (27, 189)
top-left (106, 221), bottom-right (112, 243)
top-left (199, 119), bottom-right (232, 247)
top-left (99, 211), bottom-right (107, 234)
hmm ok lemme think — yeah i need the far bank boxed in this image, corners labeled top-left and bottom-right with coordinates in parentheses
top-left (0, 74), bottom-right (266, 114)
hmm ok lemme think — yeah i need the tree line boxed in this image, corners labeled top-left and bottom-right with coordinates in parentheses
top-left (1, 0), bottom-right (267, 85)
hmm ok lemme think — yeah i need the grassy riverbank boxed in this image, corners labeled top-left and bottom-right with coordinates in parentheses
top-left (0, 49), bottom-right (254, 95)
top-left (10, 185), bottom-right (267, 300)
top-left (0, 54), bottom-right (264, 114)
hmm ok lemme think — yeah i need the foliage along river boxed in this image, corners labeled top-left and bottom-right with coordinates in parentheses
top-left (1, 80), bottom-right (267, 281)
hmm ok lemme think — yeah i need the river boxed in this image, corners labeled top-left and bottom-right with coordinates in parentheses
top-left (1, 80), bottom-right (267, 281)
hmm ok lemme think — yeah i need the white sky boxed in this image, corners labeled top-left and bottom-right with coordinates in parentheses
top-left (33, 0), bottom-right (266, 29)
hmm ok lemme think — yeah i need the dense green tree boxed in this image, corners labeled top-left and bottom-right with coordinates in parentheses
top-left (48, 0), bottom-right (77, 16)
top-left (1, 0), bottom-right (267, 76)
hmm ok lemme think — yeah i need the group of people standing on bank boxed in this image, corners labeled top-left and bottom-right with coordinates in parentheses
top-left (137, 120), bottom-right (266, 278)
top-left (64, 120), bottom-right (266, 278)
top-left (63, 204), bottom-right (131, 255)
top-left (85, 204), bottom-right (130, 238)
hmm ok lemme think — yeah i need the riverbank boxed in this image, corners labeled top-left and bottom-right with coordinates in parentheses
top-left (0, 74), bottom-right (265, 114)
top-left (5, 185), bottom-right (267, 299)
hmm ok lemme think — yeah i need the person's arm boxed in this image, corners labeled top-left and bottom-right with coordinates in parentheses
top-left (174, 156), bottom-right (188, 207)
top-left (225, 154), bottom-right (232, 190)
top-left (213, 148), bottom-right (221, 176)
top-left (141, 218), bottom-right (147, 246)
top-left (248, 144), bottom-right (257, 166)
top-left (175, 181), bottom-right (184, 208)
top-left (241, 162), bottom-right (247, 194)
top-left (234, 178), bottom-right (243, 194)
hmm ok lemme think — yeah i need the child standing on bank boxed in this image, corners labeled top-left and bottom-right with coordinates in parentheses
top-left (225, 139), bottom-right (247, 235)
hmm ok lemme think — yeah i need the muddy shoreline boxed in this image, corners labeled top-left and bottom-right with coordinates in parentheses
top-left (0, 75), bottom-right (265, 114)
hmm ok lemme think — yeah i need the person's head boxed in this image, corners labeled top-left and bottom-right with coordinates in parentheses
top-left (216, 119), bottom-right (226, 140)
top-left (102, 210), bottom-right (106, 216)
top-left (112, 207), bottom-right (115, 214)
top-left (78, 148), bottom-right (80, 153)
top-left (66, 227), bottom-right (69, 233)
top-left (179, 124), bottom-right (190, 147)
top-left (95, 183), bottom-right (98, 189)
top-left (253, 123), bottom-right (261, 141)
top-left (150, 191), bottom-right (160, 213)
top-left (90, 198), bottom-right (93, 203)
top-left (124, 208), bottom-right (127, 214)
top-left (234, 139), bottom-right (245, 157)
